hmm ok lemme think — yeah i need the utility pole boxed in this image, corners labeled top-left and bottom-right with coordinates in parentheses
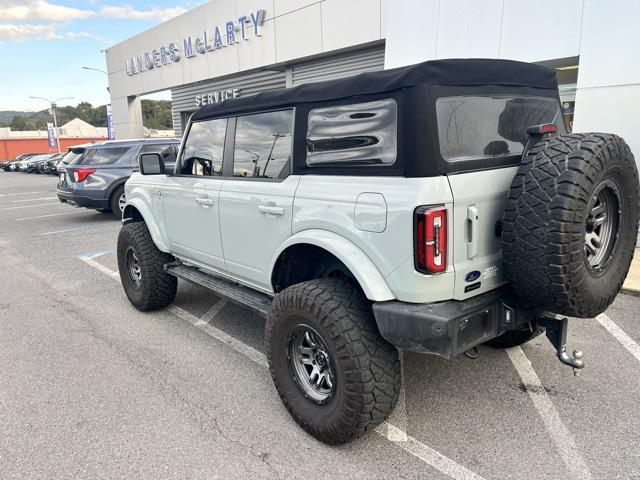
top-left (28, 96), bottom-right (74, 153)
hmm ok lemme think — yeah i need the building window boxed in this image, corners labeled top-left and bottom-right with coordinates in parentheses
top-left (233, 110), bottom-right (293, 179)
top-left (306, 99), bottom-right (398, 167)
top-left (179, 118), bottom-right (227, 176)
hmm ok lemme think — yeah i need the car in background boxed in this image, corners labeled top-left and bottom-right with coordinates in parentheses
top-left (1, 153), bottom-right (40, 171)
top-left (57, 138), bottom-right (180, 218)
top-left (25, 154), bottom-right (54, 173)
top-left (42, 153), bottom-right (65, 174)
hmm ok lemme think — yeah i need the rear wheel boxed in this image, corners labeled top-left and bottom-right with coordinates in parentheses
top-left (110, 185), bottom-right (126, 220)
top-left (117, 221), bottom-right (177, 311)
top-left (265, 278), bottom-right (401, 444)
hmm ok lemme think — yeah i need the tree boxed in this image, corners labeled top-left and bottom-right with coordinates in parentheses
top-left (10, 115), bottom-right (32, 130)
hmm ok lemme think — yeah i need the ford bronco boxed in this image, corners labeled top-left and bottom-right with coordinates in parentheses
top-left (116, 59), bottom-right (639, 444)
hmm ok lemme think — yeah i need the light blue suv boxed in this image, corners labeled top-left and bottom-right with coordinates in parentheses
top-left (57, 138), bottom-right (179, 218)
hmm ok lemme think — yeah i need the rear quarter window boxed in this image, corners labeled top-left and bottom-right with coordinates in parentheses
top-left (306, 99), bottom-right (398, 167)
top-left (76, 147), bottom-right (131, 165)
top-left (436, 95), bottom-right (564, 162)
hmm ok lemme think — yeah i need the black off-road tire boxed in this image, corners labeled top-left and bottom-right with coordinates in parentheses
top-left (502, 133), bottom-right (639, 318)
top-left (484, 326), bottom-right (544, 349)
top-left (110, 185), bottom-right (125, 220)
top-left (265, 278), bottom-right (401, 445)
top-left (117, 221), bottom-right (177, 311)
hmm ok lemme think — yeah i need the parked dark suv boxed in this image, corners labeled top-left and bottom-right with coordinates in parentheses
top-left (57, 138), bottom-right (180, 218)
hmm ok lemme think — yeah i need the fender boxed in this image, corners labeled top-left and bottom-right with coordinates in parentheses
top-left (122, 197), bottom-right (170, 253)
top-left (270, 229), bottom-right (395, 301)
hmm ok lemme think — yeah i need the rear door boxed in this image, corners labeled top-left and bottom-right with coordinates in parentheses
top-left (435, 94), bottom-right (565, 299)
top-left (218, 109), bottom-right (298, 290)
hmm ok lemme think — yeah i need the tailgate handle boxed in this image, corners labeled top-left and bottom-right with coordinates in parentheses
top-left (466, 205), bottom-right (479, 259)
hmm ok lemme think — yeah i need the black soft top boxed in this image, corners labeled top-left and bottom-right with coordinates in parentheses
top-left (191, 58), bottom-right (557, 121)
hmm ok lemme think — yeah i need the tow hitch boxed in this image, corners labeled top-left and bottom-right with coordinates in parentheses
top-left (537, 315), bottom-right (585, 373)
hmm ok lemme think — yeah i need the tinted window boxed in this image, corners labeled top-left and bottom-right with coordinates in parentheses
top-left (436, 95), bottom-right (564, 162)
top-left (77, 147), bottom-right (130, 165)
top-left (306, 99), bottom-right (397, 167)
top-left (233, 110), bottom-right (293, 179)
top-left (61, 150), bottom-right (83, 165)
top-left (180, 118), bottom-right (227, 176)
top-left (140, 144), bottom-right (177, 165)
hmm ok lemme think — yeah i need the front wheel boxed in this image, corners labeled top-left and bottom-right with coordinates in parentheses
top-left (117, 221), bottom-right (177, 311)
top-left (265, 278), bottom-right (401, 444)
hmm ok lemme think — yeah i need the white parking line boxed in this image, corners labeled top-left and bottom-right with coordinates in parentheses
top-left (507, 347), bottom-right (593, 480)
top-left (16, 211), bottom-right (85, 221)
top-left (375, 423), bottom-right (485, 480)
top-left (79, 254), bottom-right (120, 279)
top-left (0, 202), bottom-right (59, 211)
top-left (201, 298), bottom-right (229, 322)
top-left (79, 251), bottom-right (486, 480)
top-left (0, 191), bottom-right (48, 197)
top-left (41, 224), bottom-right (116, 236)
top-left (596, 313), bottom-right (640, 364)
top-left (12, 197), bottom-right (57, 203)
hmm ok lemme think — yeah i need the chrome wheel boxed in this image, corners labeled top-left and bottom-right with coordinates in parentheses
top-left (584, 181), bottom-right (621, 271)
top-left (118, 193), bottom-right (126, 213)
top-left (288, 325), bottom-right (335, 404)
top-left (126, 247), bottom-right (142, 288)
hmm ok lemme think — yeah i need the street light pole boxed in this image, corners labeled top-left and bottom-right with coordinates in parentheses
top-left (28, 96), bottom-right (74, 153)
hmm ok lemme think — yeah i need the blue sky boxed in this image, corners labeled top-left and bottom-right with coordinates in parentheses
top-left (1, 0), bottom-right (202, 111)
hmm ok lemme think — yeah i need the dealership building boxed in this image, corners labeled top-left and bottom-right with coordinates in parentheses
top-left (105, 0), bottom-right (640, 161)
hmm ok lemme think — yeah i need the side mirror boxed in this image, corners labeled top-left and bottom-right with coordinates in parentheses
top-left (139, 153), bottom-right (164, 175)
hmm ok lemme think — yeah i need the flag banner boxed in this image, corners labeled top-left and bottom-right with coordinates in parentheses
top-left (107, 104), bottom-right (115, 140)
top-left (46, 123), bottom-right (57, 149)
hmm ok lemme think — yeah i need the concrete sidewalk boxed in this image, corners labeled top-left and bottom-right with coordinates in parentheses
top-left (622, 247), bottom-right (640, 295)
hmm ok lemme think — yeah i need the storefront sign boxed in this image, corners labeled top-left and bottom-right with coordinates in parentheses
top-left (195, 88), bottom-right (240, 107)
top-left (125, 9), bottom-right (266, 76)
top-left (106, 104), bottom-right (115, 140)
top-left (46, 122), bottom-right (56, 149)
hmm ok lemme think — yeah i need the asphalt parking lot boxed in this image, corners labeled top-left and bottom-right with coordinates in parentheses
top-left (1, 171), bottom-right (640, 480)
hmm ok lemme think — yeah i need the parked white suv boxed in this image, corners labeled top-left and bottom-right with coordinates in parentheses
top-left (117, 59), bottom-right (639, 444)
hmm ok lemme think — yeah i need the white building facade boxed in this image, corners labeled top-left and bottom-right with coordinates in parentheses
top-left (106, 0), bottom-right (639, 161)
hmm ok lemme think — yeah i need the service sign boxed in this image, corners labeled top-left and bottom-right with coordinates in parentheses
top-left (195, 88), bottom-right (240, 107)
top-left (125, 9), bottom-right (266, 76)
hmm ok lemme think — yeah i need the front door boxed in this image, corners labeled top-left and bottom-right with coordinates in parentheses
top-left (163, 117), bottom-right (228, 271)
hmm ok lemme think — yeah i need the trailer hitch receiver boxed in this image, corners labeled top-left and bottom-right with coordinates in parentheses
top-left (537, 315), bottom-right (585, 371)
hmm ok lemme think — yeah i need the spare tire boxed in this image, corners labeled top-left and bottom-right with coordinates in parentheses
top-left (502, 133), bottom-right (639, 318)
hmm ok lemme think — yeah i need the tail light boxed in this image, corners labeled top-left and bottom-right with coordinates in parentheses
top-left (73, 168), bottom-right (96, 182)
top-left (415, 206), bottom-right (447, 274)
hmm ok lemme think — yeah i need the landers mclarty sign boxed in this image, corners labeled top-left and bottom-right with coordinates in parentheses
top-left (125, 9), bottom-right (266, 76)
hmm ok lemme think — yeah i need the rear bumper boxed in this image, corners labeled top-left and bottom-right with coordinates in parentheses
top-left (372, 289), bottom-right (539, 359)
top-left (57, 190), bottom-right (109, 209)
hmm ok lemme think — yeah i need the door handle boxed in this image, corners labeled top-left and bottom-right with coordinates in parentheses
top-left (195, 197), bottom-right (215, 208)
top-left (466, 205), bottom-right (479, 259)
top-left (258, 204), bottom-right (285, 216)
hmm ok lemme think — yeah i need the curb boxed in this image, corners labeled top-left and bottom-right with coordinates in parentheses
top-left (620, 287), bottom-right (640, 298)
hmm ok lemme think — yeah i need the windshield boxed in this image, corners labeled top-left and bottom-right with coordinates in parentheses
top-left (436, 95), bottom-right (565, 162)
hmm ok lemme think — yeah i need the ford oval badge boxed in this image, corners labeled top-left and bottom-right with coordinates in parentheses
top-left (465, 270), bottom-right (481, 283)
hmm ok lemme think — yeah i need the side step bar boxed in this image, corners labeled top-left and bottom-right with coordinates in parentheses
top-left (164, 263), bottom-right (273, 318)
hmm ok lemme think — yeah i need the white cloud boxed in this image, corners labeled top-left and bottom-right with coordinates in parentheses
top-left (0, 0), bottom-right (95, 22)
top-left (0, 23), bottom-right (105, 43)
top-left (99, 4), bottom-right (187, 22)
